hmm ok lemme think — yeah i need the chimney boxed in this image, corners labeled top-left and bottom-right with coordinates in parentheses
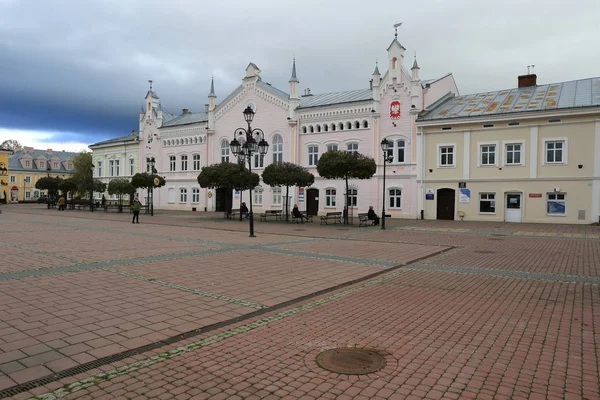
top-left (182, 108), bottom-right (189, 115)
top-left (47, 149), bottom-right (52, 156)
top-left (24, 146), bottom-right (34, 153)
top-left (518, 74), bottom-right (537, 88)
top-left (205, 103), bottom-right (209, 112)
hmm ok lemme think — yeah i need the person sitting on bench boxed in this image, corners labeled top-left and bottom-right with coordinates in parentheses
top-left (240, 202), bottom-right (249, 219)
top-left (368, 206), bottom-right (380, 225)
top-left (292, 204), bottom-right (306, 222)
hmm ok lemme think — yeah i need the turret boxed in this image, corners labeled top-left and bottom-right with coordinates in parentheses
top-left (208, 77), bottom-right (217, 131)
top-left (410, 55), bottom-right (422, 112)
top-left (372, 62), bottom-right (381, 87)
top-left (387, 24), bottom-right (406, 82)
top-left (289, 58), bottom-right (300, 120)
top-left (372, 62), bottom-right (381, 113)
top-left (411, 56), bottom-right (420, 81)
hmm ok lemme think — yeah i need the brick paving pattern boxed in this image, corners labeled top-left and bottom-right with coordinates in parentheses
top-left (0, 204), bottom-right (597, 399)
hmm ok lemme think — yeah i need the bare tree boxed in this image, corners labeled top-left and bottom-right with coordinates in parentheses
top-left (0, 140), bottom-right (21, 151)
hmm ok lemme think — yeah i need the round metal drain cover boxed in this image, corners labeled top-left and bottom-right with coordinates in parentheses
top-left (316, 348), bottom-right (386, 375)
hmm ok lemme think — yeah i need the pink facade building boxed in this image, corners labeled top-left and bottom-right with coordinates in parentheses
top-left (138, 33), bottom-right (458, 218)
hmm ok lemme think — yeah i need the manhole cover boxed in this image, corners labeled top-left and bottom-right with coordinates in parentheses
top-left (475, 250), bottom-right (496, 254)
top-left (316, 348), bottom-right (386, 375)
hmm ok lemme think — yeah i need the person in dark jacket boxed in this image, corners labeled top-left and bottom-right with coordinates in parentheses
top-left (368, 206), bottom-right (380, 225)
top-left (240, 202), bottom-right (249, 219)
top-left (132, 200), bottom-right (142, 224)
top-left (292, 204), bottom-right (306, 222)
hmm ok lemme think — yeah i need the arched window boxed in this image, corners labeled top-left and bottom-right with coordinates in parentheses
top-left (389, 188), bottom-right (402, 209)
top-left (272, 134), bottom-right (283, 164)
top-left (185, 138), bottom-right (189, 145)
top-left (392, 57), bottom-right (397, 69)
top-left (194, 137), bottom-right (198, 144)
top-left (302, 126), bottom-right (307, 133)
top-left (323, 124), bottom-right (328, 132)
top-left (330, 123), bottom-right (336, 131)
top-left (338, 122), bottom-right (344, 130)
top-left (253, 186), bottom-right (263, 205)
top-left (221, 139), bottom-right (229, 163)
top-left (326, 143), bottom-right (338, 152)
top-left (362, 120), bottom-right (369, 128)
top-left (346, 122), bottom-right (352, 130)
top-left (176, 139), bottom-right (180, 145)
top-left (316, 125), bottom-right (321, 133)
top-left (309, 125), bottom-right (314, 133)
top-left (181, 155), bottom-right (188, 171)
top-left (347, 142), bottom-right (359, 154)
top-left (354, 121), bottom-right (360, 129)
top-left (397, 140), bottom-right (405, 163)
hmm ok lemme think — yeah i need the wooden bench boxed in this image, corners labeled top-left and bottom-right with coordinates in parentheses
top-left (104, 204), bottom-right (131, 213)
top-left (229, 209), bottom-right (240, 219)
top-left (260, 210), bottom-right (282, 222)
top-left (320, 211), bottom-right (342, 225)
top-left (359, 213), bottom-right (376, 227)
top-left (291, 212), bottom-right (313, 224)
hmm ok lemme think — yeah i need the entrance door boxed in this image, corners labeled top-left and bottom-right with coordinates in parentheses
top-left (215, 188), bottom-right (231, 212)
top-left (505, 193), bottom-right (522, 223)
top-left (306, 188), bottom-right (319, 216)
top-left (436, 189), bottom-right (455, 220)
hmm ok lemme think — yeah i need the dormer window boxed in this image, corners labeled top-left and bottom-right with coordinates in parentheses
top-left (25, 160), bottom-right (31, 167)
top-left (67, 163), bottom-right (72, 170)
top-left (40, 161), bottom-right (45, 168)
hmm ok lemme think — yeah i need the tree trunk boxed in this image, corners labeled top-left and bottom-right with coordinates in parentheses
top-left (285, 185), bottom-right (290, 222)
top-left (344, 177), bottom-right (349, 225)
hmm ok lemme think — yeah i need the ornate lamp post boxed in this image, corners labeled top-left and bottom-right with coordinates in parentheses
top-left (230, 106), bottom-right (269, 237)
top-left (0, 163), bottom-right (6, 205)
top-left (90, 163), bottom-right (95, 212)
top-left (380, 138), bottom-right (393, 230)
top-left (46, 164), bottom-right (52, 208)
top-left (147, 157), bottom-right (156, 216)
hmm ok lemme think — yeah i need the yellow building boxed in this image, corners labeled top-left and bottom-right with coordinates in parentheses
top-left (0, 147), bottom-right (12, 203)
top-left (416, 74), bottom-right (600, 224)
top-left (8, 147), bottom-right (78, 202)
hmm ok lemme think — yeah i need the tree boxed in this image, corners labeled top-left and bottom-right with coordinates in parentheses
top-left (197, 163), bottom-right (260, 217)
top-left (262, 162), bottom-right (314, 221)
top-left (35, 176), bottom-right (62, 199)
top-left (107, 178), bottom-right (135, 212)
top-left (0, 139), bottom-right (21, 151)
top-left (58, 178), bottom-right (78, 204)
top-left (71, 152), bottom-right (94, 197)
top-left (316, 151), bottom-right (376, 224)
top-left (131, 172), bottom-right (166, 190)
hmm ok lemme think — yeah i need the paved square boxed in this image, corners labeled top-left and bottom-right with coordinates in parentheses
top-left (0, 205), bottom-right (598, 399)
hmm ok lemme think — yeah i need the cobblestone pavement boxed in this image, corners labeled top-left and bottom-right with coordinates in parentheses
top-left (0, 205), bottom-right (598, 399)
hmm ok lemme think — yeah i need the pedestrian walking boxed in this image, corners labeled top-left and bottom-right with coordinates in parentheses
top-left (132, 199), bottom-right (141, 224)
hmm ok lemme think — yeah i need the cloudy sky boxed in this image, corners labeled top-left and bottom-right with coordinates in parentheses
top-left (0, 0), bottom-right (598, 151)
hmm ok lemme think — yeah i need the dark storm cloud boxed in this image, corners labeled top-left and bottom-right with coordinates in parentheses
top-left (0, 0), bottom-right (599, 143)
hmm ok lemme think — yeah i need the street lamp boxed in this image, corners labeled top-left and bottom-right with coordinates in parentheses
top-left (46, 164), bottom-right (52, 208)
top-left (0, 163), bottom-right (6, 205)
top-left (380, 138), bottom-right (393, 230)
top-left (230, 106), bottom-right (269, 237)
top-left (90, 163), bottom-right (95, 212)
top-left (147, 157), bottom-right (155, 216)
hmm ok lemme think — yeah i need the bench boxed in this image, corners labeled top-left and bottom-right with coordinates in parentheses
top-left (104, 204), bottom-right (131, 213)
top-left (229, 209), bottom-right (240, 219)
top-left (291, 212), bottom-right (313, 224)
top-left (260, 210), bottom-right (282, 222)
top-left (320, 211), bottom-right (342, 225)
top-left (76, 204), bottom-right (89, 211)
top-left (359, 213), bottom-right (376, 227)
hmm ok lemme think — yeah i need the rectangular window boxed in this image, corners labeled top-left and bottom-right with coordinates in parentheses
top-left (53, 162), bottom-right (58, 169)
top-left (25, 176), bottom-right (31, 183)
top-left (326, 188), bottom-right (336, 207)
top-left (97, 161), bottom-right (102, 177)
top-left (480, 144), bottom-right (496, 165)
top-left (68, 163), bottom-right (72, 170)
top-left (397, 140), bottom-right (405, 163)
top-left (181, 155), bottom-right (188, 171)
top-left (479, 193), bottom-right (496, 214)
top-left (25, 191), bottom-right (31, 199)
top-left (193, 154), bottom-right (201, 171)
top-left (348, 188), bottom-right (357, 207)
top-left (25, 160), bottom-right (30, 167)
top-left (272, 187), bottom-right (281, 205)
top-left (180, 188), bottom-right (187, 203)
top-left (546, 141), bottom-right (564, 163)
top-left (10, 176), bottom-right (15, 183)
top-left (169, 156), bottom-right (176, 171)
top-left (40, 161), bottom-right (45, 168)
top-left (347, 143), bottom-right (358, 154)
top-left (221, 142), bottom-right (229, 163)
top-left (439, 146), bottom-right (454, 166)
top-left (168, 188), bottom-right (175, 203)
top-left (192, 188), bottom-right (200, 203)
top-left (505, 144), bottom-right (522, 165)
top-left (326, 144), bottom-right (338, 152)
top-left (254, 154), bottom-right (264, 169)
top-left (254, 188), bottom-right (263, 205)
top-left (547, 193), bottom-right (566, 215)
top-left (109, 160), bottom-right (114, 176)
top-left (389, 188), bottom-right (402, 209)
top-left (308, 145), bottom-right (319, 166)
top-left (129, 159), bottom-right (135, 175)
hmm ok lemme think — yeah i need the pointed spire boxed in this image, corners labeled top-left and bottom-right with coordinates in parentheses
top-left (148, 80), bottom-right (153, 91)
top-left (208, 77), bottom-right (216, 98)
top-left (373, 61), bottom-right (381, 76)
top-left (412, 54), bottom-right (420, 70)
top-left (289, 58), bottom-right (299, 83)
top-left (140, 105), bottom-right (145, 113)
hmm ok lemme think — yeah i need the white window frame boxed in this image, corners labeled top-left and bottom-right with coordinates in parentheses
top-left (308, 145), bottom-right (319, 166)
top-left (325, 143), bottom-right (339, 152)
top-left (272, 134), bottom-right (283, 164)
top-left (546, 192), bottom-right (566, 216)
top-left (67, 163), bottom-right (72, 170)
top-left (97, 161), bottom-right (103, 177)
top-left (396, 139), bottom-right (406, 163)
top-left (25, 160), bottom-right (30, 167)
top-left (325, 188), bottom-right (336, 208)
top-left (168, 188), bottom-right (175, 203)
top-left (272, 187), bottom-right (282, 205)
top-left (181, 155), bottom-right (188, 171)
top-left (347, 188), bottom-right (358, 208)
top-left (346, 142), bottom-right (359, 154)
top-left (169, 156), bottom-right (176, 172)
top-left (179, 187), bottom-right (187, 203)
top-left (39, 161), bottom-right (45, 169)
top-left (478, 141), bottom-right (498, 167)
top-left (25, 191), bottom-right (31, 199)
top-left (437, 143), bottom-right (456, 168)
top-left (114, 160), bottom-right (120, 176)
top-left (24, 176), bottom-right (31, 184)
top-left (109, 160), bottom-right (115, 177)
top-left (543, 138), bottom-right (568, 165)
top-left (193, 154), bottom-right (201, 171)
top-left (53, 162), bottom-right (58, 169)
top-left (191, 187), bottom-right (200, 203)
top-left (388, 188), bottom-right (402, 209)
top-left (221, 140), bottom-right (230, 163)
top-left (254, 153), bottom-right (265, 169)
top-left (129, 158), bottom-right (135, 176)
top-left (254, 186), bottom-right (263, 205)
top-left (502, 140), bottom-right (525, 166)
top-left (10, 176), bottom-right (15, 183)
top-left (479, 192), bottom-right (496, 214)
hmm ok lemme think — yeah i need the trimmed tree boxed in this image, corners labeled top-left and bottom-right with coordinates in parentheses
top-left (107, 178), bottom-right (135, 212)
top-left (131, 172), bottom-right (166, 204)
top-left (58, 178), bottom-right (78, 206)
top-left (316, 151), bottom-right (377, 224)
top-left (35, 176), bottom-right (62, 199)
top-left (197, 163), bottom-right (260, 218)
top-left (262, 162), bottom-right (314, 221)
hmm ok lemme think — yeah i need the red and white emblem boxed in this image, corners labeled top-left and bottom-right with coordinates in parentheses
top-left (390, 101), bottom-right (401, 119)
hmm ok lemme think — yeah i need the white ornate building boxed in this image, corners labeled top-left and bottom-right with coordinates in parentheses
top-left (138, 32), bottom-right (459, 217)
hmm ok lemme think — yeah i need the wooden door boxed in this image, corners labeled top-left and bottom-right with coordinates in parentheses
top-left (306, 188), bottom-right (319, 216)
top-left (436, 189), bottom-right (455, 220)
